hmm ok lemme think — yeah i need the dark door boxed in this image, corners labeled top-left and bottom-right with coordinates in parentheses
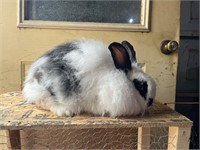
top-left (176, 0), bottom-right (199, 149)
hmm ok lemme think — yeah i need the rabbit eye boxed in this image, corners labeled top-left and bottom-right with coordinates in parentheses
top-left (133, 79), bottom-right (148, 100)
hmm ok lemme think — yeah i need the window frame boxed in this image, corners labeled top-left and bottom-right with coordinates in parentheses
top-left (18, 0), bottom-right (150, 32)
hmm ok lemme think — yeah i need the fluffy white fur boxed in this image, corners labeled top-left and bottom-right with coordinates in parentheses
top-left (23, 39), bottom-right (156, 117)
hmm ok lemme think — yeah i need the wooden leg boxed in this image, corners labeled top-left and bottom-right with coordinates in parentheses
top-left (168, 127), bottom-right (191, 150)
top-left (137, 127), bottom-right (151, 150)
top-left (8, 130), bottom-right (21, 149)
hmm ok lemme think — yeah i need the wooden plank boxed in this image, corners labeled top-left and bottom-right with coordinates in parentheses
top-left (8, 130), bottom-right (21, 149)
top-left (168, 127), bottom-right (191, 150)
top-left (137, 127), bottom-right (150, 150)
top-left (0, 92), bottom-right (193, 130)
top-left (0, 130), bottom-right (9, 150)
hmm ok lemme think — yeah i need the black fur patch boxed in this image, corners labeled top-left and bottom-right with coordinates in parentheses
top-left (133, 79), bottom-right (148, 100)
top-left (147, 98), bottom-right (153, 107)
top-left (34, 70), bottom-right (43, 83)
top-left (39, 42), bottom-right (81, 98)
top-left (45, 42), bottom-right (77, 59)
top-left (47, 87), bottom-right (55, 96)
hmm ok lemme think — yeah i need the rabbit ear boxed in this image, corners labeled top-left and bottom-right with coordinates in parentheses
top-left (121, 41), bottom-right (137, 63)
top-left (108, 42), bottom-right (132, 72)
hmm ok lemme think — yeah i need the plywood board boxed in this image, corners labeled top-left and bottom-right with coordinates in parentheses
top-left (0, 92), bottom-right (192, 130)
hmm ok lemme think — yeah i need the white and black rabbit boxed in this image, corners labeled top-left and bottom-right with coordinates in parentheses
top-left (23, 39), bottom-right (156, 117)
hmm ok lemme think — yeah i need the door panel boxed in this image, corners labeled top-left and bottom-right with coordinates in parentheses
top-left (176, 38), bottom-right (199, 95)
top-left (0, 1), bottom-right (180, 108)
top-left (180, 1), bottom-right (199, 35)
top-left (176, 0), bottom-right (199, 149)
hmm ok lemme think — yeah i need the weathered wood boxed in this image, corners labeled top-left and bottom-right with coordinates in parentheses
top-left (0, 92), bottom-right (193, 149)
top-left (0, 130), bottom-right (9, 149)
top-left (137, 127), bottom-right (150, 150)
top-left (0, 92), bottom-right (192, 130)
top-left (168, 126), bottom-right (191, 150)
top-left (8, 130), bottom-right (21, 149)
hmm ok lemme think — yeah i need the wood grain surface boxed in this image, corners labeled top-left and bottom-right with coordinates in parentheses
top-left (0, 92), bottom-right (192, 130)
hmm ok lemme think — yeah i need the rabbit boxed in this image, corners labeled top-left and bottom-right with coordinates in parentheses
top-left (22, 39), bottom-right (156, 117)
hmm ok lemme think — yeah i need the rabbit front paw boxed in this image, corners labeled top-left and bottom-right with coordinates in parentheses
top-left (50, 106), bottom-right (74, 117)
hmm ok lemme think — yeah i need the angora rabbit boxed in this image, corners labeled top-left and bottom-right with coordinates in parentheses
top-left (23, 39), bottom-right (156, 117)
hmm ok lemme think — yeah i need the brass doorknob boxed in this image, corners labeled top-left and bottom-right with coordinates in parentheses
top-left (160, 40), bottom-right (179, 54)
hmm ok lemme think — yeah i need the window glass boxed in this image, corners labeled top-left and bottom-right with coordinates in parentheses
top-left (24, 0), bottom-right (141, 24)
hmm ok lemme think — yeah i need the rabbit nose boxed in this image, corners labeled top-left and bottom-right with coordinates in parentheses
top-left (147, 98), bottom-right (153, 107)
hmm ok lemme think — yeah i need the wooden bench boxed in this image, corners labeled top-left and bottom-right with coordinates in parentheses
top-left (0, 92), bottom-right (192, 149)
